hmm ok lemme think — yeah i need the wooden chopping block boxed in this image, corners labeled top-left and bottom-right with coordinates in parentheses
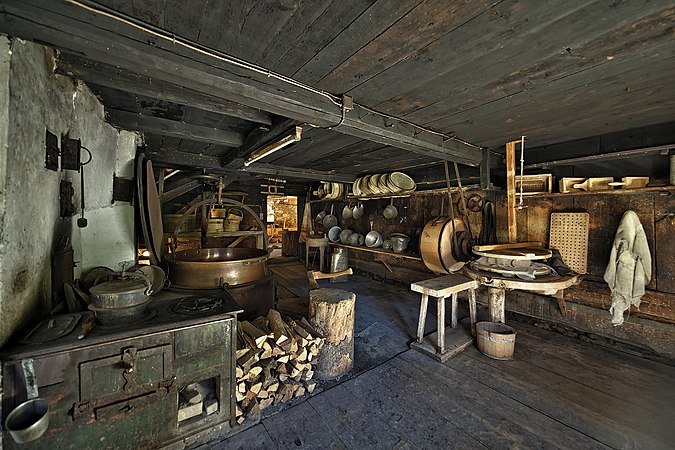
top-left (309, 288), bottom-right (356, 380)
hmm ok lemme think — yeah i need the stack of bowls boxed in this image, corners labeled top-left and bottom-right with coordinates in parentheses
top-left (352, 172), bottom-right (416, 198)
top-left (315, 182), bottom-right (345, 200)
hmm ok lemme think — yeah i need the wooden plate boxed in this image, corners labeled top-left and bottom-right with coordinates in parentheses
top-left (472, 247), bottom-right (552, 261)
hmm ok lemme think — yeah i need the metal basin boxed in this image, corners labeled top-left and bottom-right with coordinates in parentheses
top-left (166, 247), bottom-right (269, 289)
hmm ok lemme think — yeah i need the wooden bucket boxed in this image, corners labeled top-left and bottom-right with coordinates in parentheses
top-left (476, 322), bottom-right (517, 360)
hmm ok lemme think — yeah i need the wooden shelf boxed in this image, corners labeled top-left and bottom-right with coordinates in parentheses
top-left (347, 193), bottom-right (413, 201)
top-left (523, 185), bottom-right (674, 198)
top-left (165, 230), bottom-right (264, 238)
top-left (330, 243), bottom-right (421, 261)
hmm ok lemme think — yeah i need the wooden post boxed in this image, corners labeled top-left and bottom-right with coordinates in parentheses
top-left (451, 293), bottom-right (458, 329)
top-left (488, 287), bottom-right (506, 323)
top-left (416, 293), bottom-right (429, 343)
top-left (505, 139), bottom-right (519, 243)
top-left (437, 296), bottom-right (446, 354)
top-left (309, 288), bottom-right (356, 380)
top-left (468, 289), bottom-right (477, 337)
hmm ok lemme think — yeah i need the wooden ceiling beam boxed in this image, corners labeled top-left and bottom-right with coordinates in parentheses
top-left (146, 150), bottom-right (354, 183)
top-left (58, 54), bottom-right (273, 126)
top-left (107, 109), bottom-right (244, 147)
top-left (240, 163), bottom-right (356, 183)
top-left (225, 118), bottom-right (300, 169)
top-left (0, 0), bottom-right (482, 165)
top-left (160, 180), bottom-right (201, 202)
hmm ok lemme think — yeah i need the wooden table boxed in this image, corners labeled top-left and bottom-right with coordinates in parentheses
top-left (463, 268), bottom-right (581, 323)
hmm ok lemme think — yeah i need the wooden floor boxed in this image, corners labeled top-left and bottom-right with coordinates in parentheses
top-left (209, 259), bottom-right (675, 450)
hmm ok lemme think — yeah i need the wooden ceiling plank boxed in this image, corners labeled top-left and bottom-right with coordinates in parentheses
top-left (58, 54), bottom-right (273, 125)
top-left (272, 0), bottom-right (377, 77)
top-left (315, 0), bottom-right (494, 94)
top-left (163, 0), bottom-right (209, 42)
top-left (426, 47), bottom-right (675, 147)
top-left (131, 0), bottom-right (164, 28)
top-left (440, 84), bottom-right (675, 150)
top-left (257, 0), bottom-right (334, 70)
top-left (1, 1), bottom-right (482, 164)
top-left (293, 0), bottom-right (423, 84)
top-left (198, 0), bottom-right (301, 63)
top-left (96, 0), bottom-right (132, 15)
top-left (406, 3), bottom-right (675, 126)
top-left (107, 109), bottom-right (245, 147)
top-left (359, 0), bottom-right (593, 113)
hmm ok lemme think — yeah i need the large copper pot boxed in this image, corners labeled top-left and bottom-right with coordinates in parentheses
top-left (420, 217), bottom-right (467, 274)
top-left (166, 248), bottom-right (269, 289)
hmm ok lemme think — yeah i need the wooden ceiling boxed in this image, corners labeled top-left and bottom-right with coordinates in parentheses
top-left (1, 0), bottom-right (674, 186)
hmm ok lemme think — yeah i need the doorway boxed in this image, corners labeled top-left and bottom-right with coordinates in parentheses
top-left (266, 196), bottom-right (298, 258)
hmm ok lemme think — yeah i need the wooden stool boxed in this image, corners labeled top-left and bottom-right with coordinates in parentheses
top-left (410, 275), bottom-right (479, 361)
top-left (305, 236), bottom-right (329, 271)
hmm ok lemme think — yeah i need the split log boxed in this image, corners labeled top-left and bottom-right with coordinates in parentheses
top-left (267, 309), bottom-right (291, 345)
top-left (234, 308), bottom-right (325, 421)
top-left (309, 288), bottom-right (356, 380)
top-left (240, 321), bottom-right (268, 347)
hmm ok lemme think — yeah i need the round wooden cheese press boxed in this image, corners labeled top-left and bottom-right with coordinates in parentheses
top-left (465, 246), bottom-right (581, 322)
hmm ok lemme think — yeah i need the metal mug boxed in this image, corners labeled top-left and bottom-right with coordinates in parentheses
top-left (5, 359), bottom-right (50, 444)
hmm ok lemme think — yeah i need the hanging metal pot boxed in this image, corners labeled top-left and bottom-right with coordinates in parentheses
top-left (328, 226), bottom-right (342, 242)
top-left (323, 205), bottom-right (338, 229)
top-left (352, 202), bottom-right (364, 220)
top-left (342, 203), bottom-right (353, 220)
top-left (383, 198), bottom-right (398, 219)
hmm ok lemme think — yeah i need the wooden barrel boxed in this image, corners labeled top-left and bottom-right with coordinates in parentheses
top-left (420, 217), bottom-right (466, 274)
top-left (476, 322), bottom-right (517, 360)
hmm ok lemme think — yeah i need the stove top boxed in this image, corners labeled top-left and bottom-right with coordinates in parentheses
top-left (172, 296), bottom-right (224, 315)
top-left (2, 290), bottom-right (243, 357)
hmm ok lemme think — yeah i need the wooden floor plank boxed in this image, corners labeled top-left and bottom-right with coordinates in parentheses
top-left (342, 364), bottom-right (488, 449)
top-left (512, 329), bottom-right (675, 415)
top-left (207, 423), bottom-right (276, 450)
top-left (308, 384), bottom-right (415, 450)
top-left (515, 320), bottom-right (675, 381)
top-left (390, 351), bottom-right (605, 450)
top-left (447, 347), bottom-right (672, 449)
top-left (215, 266), bottom-right (675, 449)
top-left (261, 401), bottom-right (348, 450)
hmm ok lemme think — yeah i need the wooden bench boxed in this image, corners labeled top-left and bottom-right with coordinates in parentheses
top-left (410, 275), bottom-right (479, 361)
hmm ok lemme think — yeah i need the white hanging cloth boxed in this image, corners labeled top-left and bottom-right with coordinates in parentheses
top-left (603, 210), bottom-right (652, 326)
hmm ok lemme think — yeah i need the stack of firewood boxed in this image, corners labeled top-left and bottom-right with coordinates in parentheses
top-left (235, 309), bottom-right (325, 424)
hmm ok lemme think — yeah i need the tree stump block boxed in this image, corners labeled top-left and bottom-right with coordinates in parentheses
top-left (309, 288), bottom-right (356, 380)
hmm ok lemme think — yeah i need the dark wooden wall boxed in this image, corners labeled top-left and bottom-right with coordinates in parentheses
top-left (306, 187), bottom-right (674, 326)
top-left (495, 189), bottom-right (675, 324)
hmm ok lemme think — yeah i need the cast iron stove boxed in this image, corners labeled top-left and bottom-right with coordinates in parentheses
top-left (1, 291), bottom-right (242, 449)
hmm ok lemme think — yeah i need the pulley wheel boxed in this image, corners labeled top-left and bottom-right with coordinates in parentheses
top-left (467, 194), bottom-right (485, 212)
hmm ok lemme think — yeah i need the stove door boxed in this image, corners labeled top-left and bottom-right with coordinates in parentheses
top-left (80, 344), bottom-right (172, 401)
